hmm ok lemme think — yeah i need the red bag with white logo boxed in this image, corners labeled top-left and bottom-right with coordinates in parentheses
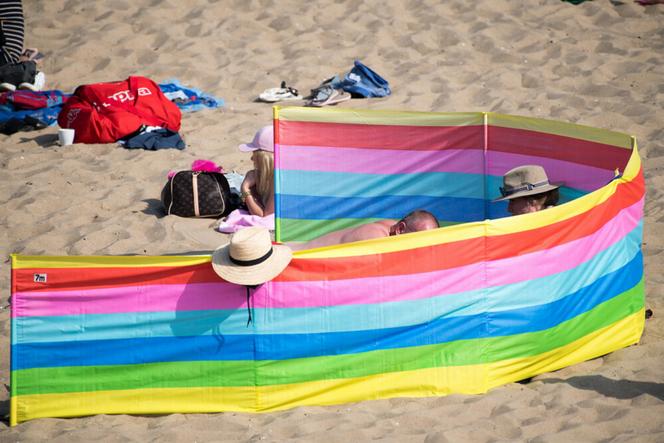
top-left (57, 76), bottom-right (181, 144)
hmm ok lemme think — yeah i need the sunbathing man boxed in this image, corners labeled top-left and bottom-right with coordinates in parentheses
top-left (493, 165), bottom-right (560, 215)
top-left (290, 210), bottom-right (439, 250)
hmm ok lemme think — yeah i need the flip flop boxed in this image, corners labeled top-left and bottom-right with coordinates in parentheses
top-left (307, 88), bottom-right (351, 107)
top-left (306, 85), bottom-right (338, 107)
top-left (324, 90), bottom-right (351, 106)
top-left (258, 81), bottom-right (302, 102)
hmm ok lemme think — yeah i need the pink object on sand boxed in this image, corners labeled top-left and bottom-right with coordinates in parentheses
top-left (167, 159), bottom-right (224, 178)
top-left (191, 159), bottom-right (224, 173)
top-left (216, 209), bottom-right (275, 233)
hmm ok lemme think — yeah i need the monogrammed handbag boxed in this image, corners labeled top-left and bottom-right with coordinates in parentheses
top-left (161, 171), bottom-right (233, 218)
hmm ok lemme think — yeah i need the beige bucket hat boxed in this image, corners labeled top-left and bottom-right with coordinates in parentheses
top-left (212, 227), bottom-right (292, 285)
top-left (493, 165), bottom-right (562, 202)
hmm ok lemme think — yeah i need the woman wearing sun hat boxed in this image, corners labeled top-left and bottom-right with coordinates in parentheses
top-left (216, 125), bottom-right (276, 234)
top-left (493, 165), bottom-right (562, 216)
top-left (238, 125), bottom-right (275, 217)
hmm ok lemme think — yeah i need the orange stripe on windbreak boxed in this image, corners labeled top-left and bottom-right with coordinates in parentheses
top-left (277, 121), bottom-right (485, 150)
top-left (12, 263), bottom-right (220, 293)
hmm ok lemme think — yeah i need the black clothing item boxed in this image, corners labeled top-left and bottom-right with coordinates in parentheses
top-left (0, 58), bottom-right (34, 85)
top-left (122, 128), bottom-right (186, 150)
top-left (0, 0), bottom-right (25, 66)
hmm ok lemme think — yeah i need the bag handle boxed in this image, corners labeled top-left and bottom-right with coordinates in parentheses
top-left (192, 172), bottom-right (200, 217)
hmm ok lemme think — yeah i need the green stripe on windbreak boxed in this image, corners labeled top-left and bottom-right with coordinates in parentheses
top-left (279, 218), bottom-right (459, 242)
top-left (12, 280), bottom-right (643, 396)
top-left (260, 279), bottom-right (643, 385)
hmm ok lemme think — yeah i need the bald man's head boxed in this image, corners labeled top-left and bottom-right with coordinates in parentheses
top-left (402, 210), bottom-right (439, 233)
top-left (388, 210), bottom-right (439, 236)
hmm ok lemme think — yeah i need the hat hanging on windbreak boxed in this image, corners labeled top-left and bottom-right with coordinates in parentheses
top-left (212, 226), bottom-right (291, 286)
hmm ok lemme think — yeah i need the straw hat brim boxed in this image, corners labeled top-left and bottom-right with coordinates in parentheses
top-left (492, 183), bottom-right (561, 202)
top-left (211, 243), bottom-right (292, 286)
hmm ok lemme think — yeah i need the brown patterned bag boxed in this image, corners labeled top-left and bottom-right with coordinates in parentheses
top-left (161, 171), bottom-right (233, 218)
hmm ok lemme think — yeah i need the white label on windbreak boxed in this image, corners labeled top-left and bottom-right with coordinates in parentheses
top-left (33, 273), bottom-right (47, 283)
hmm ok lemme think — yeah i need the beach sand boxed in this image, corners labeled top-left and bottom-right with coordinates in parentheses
top-left (1, 0), bottom-right (663, 441)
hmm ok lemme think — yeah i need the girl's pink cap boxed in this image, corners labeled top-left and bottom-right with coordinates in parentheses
top-left (238, 125), bottom-right (274, 152)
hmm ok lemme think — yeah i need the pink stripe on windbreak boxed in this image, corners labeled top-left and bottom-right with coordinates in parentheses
top-left (487, 151), bottom-right (616, 192)
top-left (277, 145), bottom-right (485, 175)
top-left (14, 199), bottom-right (641, 317)
top-left (278, 145), bottom-right (614, 192)
top-left (12, 283), bottom-right (247, 318)
top-left (12, 262), bottom-right (485, 318)
top-left (485, 197), bottom-right (642, 287)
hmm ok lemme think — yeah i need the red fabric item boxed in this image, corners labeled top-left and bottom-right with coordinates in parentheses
top-left (0, 90), bottom-right (70, 109)
top-left (57, 76), bottom-right (181, 144)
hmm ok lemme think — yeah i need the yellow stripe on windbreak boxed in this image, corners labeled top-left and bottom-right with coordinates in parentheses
top-left (488, 309), bottom-right (644, 388)
top-left (11, 311), bottom-right (643, 425)
top-left (10, 359), bottom-right (487, 426)
top-left (275, 106), bottom-right (484, 127)
top-left (623, 140), bottom-right (641, 180)
top-left (11, 385), bottom-right (259, 426)
top-left (488, 112), bottom-right (634, 149)
top-left (11, 254), bottom-right (212, 270)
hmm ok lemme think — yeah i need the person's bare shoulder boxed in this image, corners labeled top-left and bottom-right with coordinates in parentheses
top-left (340, 221), bottom-right (393, 243)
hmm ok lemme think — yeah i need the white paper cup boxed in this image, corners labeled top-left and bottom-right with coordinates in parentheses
top-left (58, 128), bottom-right (75, 146)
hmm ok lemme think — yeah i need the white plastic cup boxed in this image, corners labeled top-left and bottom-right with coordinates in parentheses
top-left (58, 128), bottom-right (75, 146)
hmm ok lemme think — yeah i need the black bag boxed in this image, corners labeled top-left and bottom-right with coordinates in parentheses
top-left (161, 171), bottom-right (234, 218)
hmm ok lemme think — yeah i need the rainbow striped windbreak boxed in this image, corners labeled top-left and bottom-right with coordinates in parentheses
top-left (274, 109), bottom-right (635, 241)
top-left (10, 111), bottom-right (644, 425)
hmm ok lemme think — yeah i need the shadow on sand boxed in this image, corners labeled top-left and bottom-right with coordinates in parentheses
top-left (542, 375), bottom-right (664, 402)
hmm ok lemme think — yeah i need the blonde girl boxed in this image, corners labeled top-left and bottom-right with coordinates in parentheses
top-left (239, 125), bottom-right (275, 216)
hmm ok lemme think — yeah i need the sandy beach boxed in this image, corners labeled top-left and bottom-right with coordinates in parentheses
top-left (1, 0), bottom-right (663, 441)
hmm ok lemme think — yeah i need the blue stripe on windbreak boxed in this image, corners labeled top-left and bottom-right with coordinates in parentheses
top-left (489, 222), bottom-right (641, 311)
top-left (277, 194), bottom-right (485, 222)
top-left (12, 252), bottom-right (642, 370)
top-left (279, 170), bottom-right (485, 199)
top-left (13, 223), bottom-right (642, 344)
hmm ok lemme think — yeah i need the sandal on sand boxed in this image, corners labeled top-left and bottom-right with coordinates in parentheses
top-left (306, 87), bottom-right (351, 107)
top-left (258, 81), bottom-right (302, 102)
top-left (325, 90), bottom-right (351, 106)
top-left (306, 85), bottom-right (336, 106)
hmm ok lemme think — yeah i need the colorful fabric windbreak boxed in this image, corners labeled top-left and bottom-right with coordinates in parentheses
top-left (274, 109), bottom-right (633, 242)
top-left (10, 111), bottom-right (644, 425)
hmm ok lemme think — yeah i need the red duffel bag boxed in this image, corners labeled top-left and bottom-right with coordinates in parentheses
top-left (57, 76), bottom-right (181, 144)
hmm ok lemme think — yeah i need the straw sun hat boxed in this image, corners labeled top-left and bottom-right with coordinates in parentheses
top-left (212, 227), bottom-right (292, 286)
top-left (493, 165), bottom-right (562, 202)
